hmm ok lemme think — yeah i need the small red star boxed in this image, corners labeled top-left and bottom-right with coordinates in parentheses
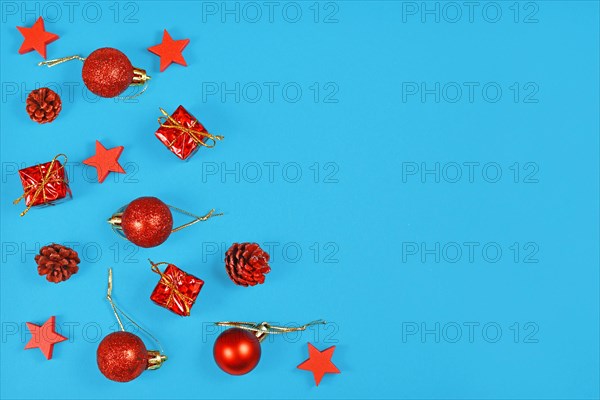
top-left (17, 17), bottom-right (59, 59)
top-left (24, 316), bottom-right (67, 360)
top-left (83, 140), bottom-right (125, 183)
top-left (297, 343), bottom-right (340, 386)
top-left (148, 29), bottom-right (190, 72)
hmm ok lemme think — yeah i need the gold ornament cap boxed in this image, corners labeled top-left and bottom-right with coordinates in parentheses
top-left (147, 350), bottom-right (167, 370)
top-left (132, 67), bottom-right (150, 85)
top-left (107, 211), bottom-right (123, 227)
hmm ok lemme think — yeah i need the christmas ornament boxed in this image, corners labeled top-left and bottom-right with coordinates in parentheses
top-left (14, 154), bottom-right (71, 216)
top-left (148, 29), bottom-right (190, 72)
top-left (155, 106), bottom-right (223, 160)
top-left (26, 87), bottom-right (61, 124)
top-left (97, 269), bottom-right (166, 382)
top-left (38, 47), bottom-right (150, 98)
top-left (214, 320), bottom-right (325, 375)
top-left (24, 316), bottom-right (67, 360)
top-left (83, 140), bottom-right (125, 183)
top-left (149, 260), bottom-right (204, 317)
top-left (225, 243), bottom-right (271, 287)
top-left (35, 243), bottom-right (80, 283)
top-left (213, 328), bottom-right (260, 375)
top-left (97, 332), bottom-right (148, 382)
top-left (108, 196), bottom-right (222, 248)
top-left (17, 17), bottom-right (59, 59)
top-left (297, 343), bottom-right (340, 386)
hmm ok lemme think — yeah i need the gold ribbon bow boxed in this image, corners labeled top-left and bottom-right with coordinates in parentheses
top-left (158, 107), bottom-right (224, 149)
top-left (149, 260), bottom-right (196, 316)
top-left (13, 154), bottom-right (68, 217)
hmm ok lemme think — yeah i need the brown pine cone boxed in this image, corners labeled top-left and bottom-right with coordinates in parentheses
top-left (26, 87), bottom-right (62, 124)
top-left (225, 243), bottom-right (271, 287)
top-left (35, 243), bottom-right (80, 283)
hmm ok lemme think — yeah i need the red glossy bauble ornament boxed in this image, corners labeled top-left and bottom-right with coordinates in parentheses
top-left (213, 328), bottom-right (262, 375)
top-left (108, 197), bottom-right (223, 248)
top-left (82, 48), bottom-right (133, 98)
top-left (39, 47), bottom-right (150, 98)
top-left (120, 196), bottom-right (173, 248)
top-left (97, 331), bottom-right (148, 382)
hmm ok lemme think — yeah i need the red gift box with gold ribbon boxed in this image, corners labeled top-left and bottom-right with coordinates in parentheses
top-left (14, 154), bottom-right (71, 217)
top-left (149, 261), bottom-right (204, 317)
top-left (154, 105), bottom-right (223, 160)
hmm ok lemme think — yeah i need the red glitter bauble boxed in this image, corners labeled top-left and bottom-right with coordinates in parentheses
top-left (213, 328), bottom-right (261, 375)
top-left (97, 331), bottom-right (148, 382)
top-left (121, 197), bottom-right (173, 248)
top-left (82, 48), bottom-right (133, 98)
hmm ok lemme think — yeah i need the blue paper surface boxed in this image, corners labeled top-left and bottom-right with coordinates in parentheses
top-left (1, 1), bottom-right (599, 399)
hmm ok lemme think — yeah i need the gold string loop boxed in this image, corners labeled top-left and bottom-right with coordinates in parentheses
top-left (168, 206), bottom-right (223, 233)
top-left (158, 107), bottom-right (224, 149)
top-left (215, 320), bottom-right (326, 342)
top-left (106, 268), bottom-right (125, 331)
top-left (117, 77), bottom-right (151, 100)
top-left (38, 55), bottom-right (85, 67)
top-left (13, 154), bottom-right (68, 217)
top-left (148, 260), bottom-right (195, 315)
top-left (105, 268), bottom-right (165, 355)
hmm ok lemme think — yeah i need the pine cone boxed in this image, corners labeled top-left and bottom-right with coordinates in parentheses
top-left (26, 87), bottom-right (62, 124)
top-left (35, 243), bottom-right (80, 283)
top-left (225, 243), bottom-right (271, 286)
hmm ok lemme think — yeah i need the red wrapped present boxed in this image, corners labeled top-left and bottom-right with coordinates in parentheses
top-left (155, 105), bottom-right (223, 160)
top-left (149, 261), bottom-right (204, 316)
top-left (14, 154), bottom-right (71, 217)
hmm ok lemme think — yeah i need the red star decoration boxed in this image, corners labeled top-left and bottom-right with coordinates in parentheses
top-left (24, 316), bottom-right (67, 360)
top-left (83, 140), bottom-right (126, 183)
top-left (297, 343), bottom-right (340, 386)
top-left (17, 17), bottom-right (59, 59)
top-left (148, 29), bottom-right (190, 72)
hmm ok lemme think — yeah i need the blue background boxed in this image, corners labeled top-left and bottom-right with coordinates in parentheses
top-left (1, 1), bottom-right (599, 399)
